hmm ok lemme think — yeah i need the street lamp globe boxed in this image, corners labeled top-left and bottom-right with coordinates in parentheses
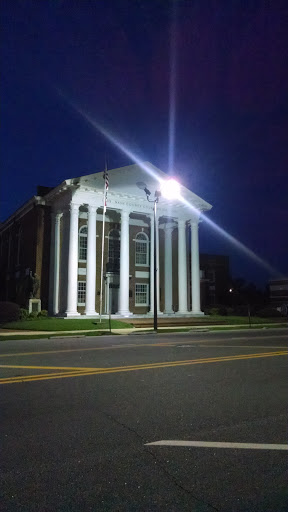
top-left (160, 178), bottom-right (180, 200)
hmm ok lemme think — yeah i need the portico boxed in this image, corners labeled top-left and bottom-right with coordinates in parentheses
top-left (46, 162), bottom-right (212, 318)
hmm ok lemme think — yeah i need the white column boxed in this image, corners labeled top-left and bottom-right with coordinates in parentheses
top-left (48, 212), bottom-right (56, 314)
top-left (48, 212), bottom-right (55, 314)
top-left (53, 212), bottom-right (61, 315)
top-left (191, 221), bottom-right (202, 314)
top-left (149, 214), bottom-right (154, 314)
top-left (164, 225), bottom-right (173, 313)
top-left (49, 211), bottom-right (62, 315)
top-left (177, 219), bottom-right (188, 314)
top-left (118, 209), bottom-right (131, 316)
top-left (66, 203), bottom-right (80, 316)
top-left (85, 205), bottom-right (97, 316)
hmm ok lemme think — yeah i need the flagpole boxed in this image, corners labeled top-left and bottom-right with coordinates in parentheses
top-left (99, 162), bottom-right (108, 322)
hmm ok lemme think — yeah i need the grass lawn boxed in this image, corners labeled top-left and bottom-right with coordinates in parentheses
top-left (203, 315), bottom-right (285, 325)
top-left (0, 331), bottom-right (120, 341)
top-left (1, 315), bottom-right (285, 333)
top-left (0, 318), bottom-right (132, 331)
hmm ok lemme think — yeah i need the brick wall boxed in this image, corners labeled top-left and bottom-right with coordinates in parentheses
top-left (0, 205), bottom-right (45, 307)
top-left (1, 205), bottom-right (210, 315)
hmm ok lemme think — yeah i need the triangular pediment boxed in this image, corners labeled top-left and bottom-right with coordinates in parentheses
top-left (69, 162), bottom-right (212, 212)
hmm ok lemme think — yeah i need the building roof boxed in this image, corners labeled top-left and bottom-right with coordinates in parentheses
top-left (0, 162), bottom-right (212, 231)
top-left (70, 162), bottom-right (212, 212)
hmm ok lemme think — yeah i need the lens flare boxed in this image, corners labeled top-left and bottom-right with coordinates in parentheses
top-left (56, 88), bottom-right (161, 184)
top-left (180, 196), bottom-right (280, 277)
top-left (57, 90), bottom-right (281, 279)
top-left (168, 12), bottom-right (177, 174)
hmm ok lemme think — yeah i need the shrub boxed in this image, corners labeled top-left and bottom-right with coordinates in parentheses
top-left (208, 307), bottom-right (219, 316)
top-left (0, 302), bottom-right (20, 323)
top-left (257, 307), bottom-right (283, 318)
top-left (233, 305), bottom-right (251, 316)
top-left (208, 306), bottom-right (228, 316)
top-left (38, 310), bottom-right (48, 317)
top-left (19, 308), bottom-right (29, 320)
top-left (29, 311), bottom-right (38, 319)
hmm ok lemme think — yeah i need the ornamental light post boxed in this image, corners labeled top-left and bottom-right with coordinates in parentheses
top-left (137, 178), bottom-right (180, 332)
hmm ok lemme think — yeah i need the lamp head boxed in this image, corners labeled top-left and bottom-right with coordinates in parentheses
top-left (136, 181), bottom-right (151, 197)
top-left (136, 181), bottom-right (147, 190)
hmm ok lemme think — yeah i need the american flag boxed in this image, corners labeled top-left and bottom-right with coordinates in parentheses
top-left (103, 166), bottom-right (109, 212)
top-left (103, 168), bottom-right (109, 190)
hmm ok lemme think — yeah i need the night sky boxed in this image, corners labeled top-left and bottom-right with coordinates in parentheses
top-left (1, 1), bottom-right (287, 288)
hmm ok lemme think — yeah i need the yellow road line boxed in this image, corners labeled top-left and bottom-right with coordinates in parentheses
top-left (0, 350), bottom-right (286, 373)
top-left (0, 370), bottom-right (93, 382)
top-left (0, 364), bottom-right (102, 371)
top-left (0, 342), bottom-right (175, 358)
top-left (0, 350), bottom-right (287, 385)
top-left (0, 335), bottom-right (287, 358)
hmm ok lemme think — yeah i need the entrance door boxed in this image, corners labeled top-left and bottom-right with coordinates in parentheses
top-left (105, 273), bottom-right (119, 314)
top-left (110, 284), bottom-right (119, 314)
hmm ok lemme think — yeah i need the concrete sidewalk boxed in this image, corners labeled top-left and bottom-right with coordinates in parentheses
top-left (0, 323), bottom-right (286, 337)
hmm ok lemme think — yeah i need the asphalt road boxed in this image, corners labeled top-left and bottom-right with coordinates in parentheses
top-left (1, 329), bottom-right (288, 512)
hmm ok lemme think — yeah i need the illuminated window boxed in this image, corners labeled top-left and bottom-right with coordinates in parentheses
top-left (135, 232), bottom-right (149, 266)
top-left (77, 281), bottom-right (86, 305)
top-left (135, 283), bottom-right (149, 306)
top-left (108, 229), bottom-right (120, 272)
top-left (79, 225), bottom-right (88, 261)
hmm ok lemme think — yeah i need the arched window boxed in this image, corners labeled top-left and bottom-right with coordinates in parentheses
top-left (79, 225), bottom-right (88, 261)
top-left (135, 232), bottom-right (149, 266)
top-left (108, 229), bottom-right (120, 272)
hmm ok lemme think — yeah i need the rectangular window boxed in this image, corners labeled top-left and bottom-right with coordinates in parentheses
top-left (79, 238), bottom-right (87, 261)
top-left (77, 281), bottom-right (86, 305)
top-left (108, 238), bottom-right (120, 271)
top-left (135, 240), bottom-right (148, 265)
top-left (135, 283), bottom-right (149, 306)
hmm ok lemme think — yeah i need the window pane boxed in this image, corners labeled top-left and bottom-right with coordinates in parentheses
top-left (79, 238), bottom-right (87, 260)
top-left (135, 283), bottom-right (148, 305)
top-left (135, 237), bottom-right (148, 266)
top-left (78, 282), bottom-right (86, 303)
top-left (79, 227), bottom-right (88, 261)
top-left (108, 230), bottom-right (120, 271)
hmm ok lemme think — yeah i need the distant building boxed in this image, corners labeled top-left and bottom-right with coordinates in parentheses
top-left (0, 162), bottom-right (216, 317)
top-left (269, 278), bottom-right (288, 307)
top-left (199, 254), bottom-right (230, 307)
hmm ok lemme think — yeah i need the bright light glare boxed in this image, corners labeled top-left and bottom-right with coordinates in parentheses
top-left (55, 88), bottom-right (161, 184)
top-left (161, 178), bottom-right (181, 200)
top-left (57, 89), bottom-right (282, 279)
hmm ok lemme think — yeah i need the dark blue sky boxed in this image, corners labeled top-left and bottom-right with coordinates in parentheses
top-left (1, 0), bottom-right (287, 287)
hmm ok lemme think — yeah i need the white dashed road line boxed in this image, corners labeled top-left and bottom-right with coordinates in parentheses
top-left (145, 440), bottom-right (288, 450)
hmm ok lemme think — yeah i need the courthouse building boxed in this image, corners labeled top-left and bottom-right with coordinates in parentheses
top-left (0, 162), bottom-right (212, 317)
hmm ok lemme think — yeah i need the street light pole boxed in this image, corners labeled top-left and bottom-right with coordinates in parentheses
top-left (136, 182), bottom-right (160, 332)
top-left (153, 198), bottom-right (158, 332)
top-left (137, 178), bottom-right (180, 333)
top-left (145, 191), bottom-right (160, 332)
